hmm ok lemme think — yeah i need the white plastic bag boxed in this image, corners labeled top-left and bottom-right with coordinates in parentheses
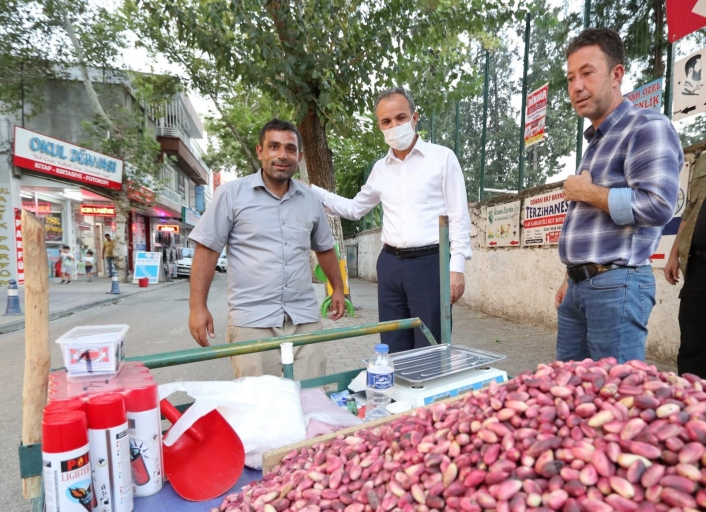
top-left (300, 388), bottom-right (362, 438)
top-left (158, 376), bottom-right (307, 469)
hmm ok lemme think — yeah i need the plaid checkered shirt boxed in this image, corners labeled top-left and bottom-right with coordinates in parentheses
top-left (559, 99), bottom-right (683, 267)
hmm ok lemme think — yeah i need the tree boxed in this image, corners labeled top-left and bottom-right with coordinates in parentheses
top-left (1, 0), bottom-right (179, 282)
top-left (203, 83), bottom-right (293, 178)
top-left (127, 0), bottom-right (517, 250)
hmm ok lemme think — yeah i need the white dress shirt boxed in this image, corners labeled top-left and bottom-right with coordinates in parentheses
top-left (311, 137), bottom-right (472, 273)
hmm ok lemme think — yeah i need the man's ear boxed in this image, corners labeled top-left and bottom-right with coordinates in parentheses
top-left (298, 152), bottom-right (303, 163)
top-left (255, 144), bottom-right (263, 161)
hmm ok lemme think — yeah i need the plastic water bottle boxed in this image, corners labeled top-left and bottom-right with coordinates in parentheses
top-left (365, 344), bottom-right (394, 421)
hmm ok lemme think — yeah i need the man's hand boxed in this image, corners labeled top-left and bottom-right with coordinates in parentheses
top-left (450, 272), bottom-right (465, 303)
top-left (328, 290), bottom-right (346, 321)
top-left (664, 254), bottom-right (680, 285)
top-left (563, 170), bottom-right (593, 202)
top-left (555, 278), bottom-right (569, 309)
top-left (189, 306), bottom-right (215, 347)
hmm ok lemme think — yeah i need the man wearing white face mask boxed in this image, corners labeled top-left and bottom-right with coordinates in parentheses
top-left (310, 87), bottom-right (472, 353)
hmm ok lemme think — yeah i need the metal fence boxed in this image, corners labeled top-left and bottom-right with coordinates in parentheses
top-left (344, 0), bottom-right (706, 235)
top-left (416, 0), bottom-right (706, 201)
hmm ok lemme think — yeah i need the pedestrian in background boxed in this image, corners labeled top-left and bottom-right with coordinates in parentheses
top-left (84, 250), bottom-right (94, 282)
top-left (307, 87), bottom-right (472, 353)
top-left (102, 233), bottom-right (115, 277)
top-left (665, 151), bottom-right (706, 377)
top-left (555, 28), bottom-right (682, 363)
top-left (188, 119), bottom-right (345, 381)
top-left (60, 245), bottom-right (75, 284)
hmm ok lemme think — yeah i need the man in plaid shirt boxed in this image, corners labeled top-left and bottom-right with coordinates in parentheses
top-left (554, 28), bottom-right (683, 363)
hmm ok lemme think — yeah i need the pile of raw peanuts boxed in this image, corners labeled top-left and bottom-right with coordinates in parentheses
top-left (214, 358), bottom-right (706, 512)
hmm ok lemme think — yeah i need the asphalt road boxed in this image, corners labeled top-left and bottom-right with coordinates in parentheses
top-left (0, 274), bottom-right (231, 512)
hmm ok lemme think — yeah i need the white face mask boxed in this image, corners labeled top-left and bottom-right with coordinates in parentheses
top-left (382, 120), bottom-right (416, 150)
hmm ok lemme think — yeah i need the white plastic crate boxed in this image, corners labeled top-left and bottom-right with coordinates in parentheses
top-left (55, 324), bottom-right (129, 376)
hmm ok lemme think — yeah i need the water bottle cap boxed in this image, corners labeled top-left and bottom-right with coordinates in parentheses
top-left (374, 344), bottom-right (389, 354)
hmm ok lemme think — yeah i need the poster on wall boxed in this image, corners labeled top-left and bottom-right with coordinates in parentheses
top-left (486, 201), bottom-right (521, 247)
top-left (650, 159), bottom-right (692, 267)
top-left (524, 83), bottom-right (548, 148)
top-left (522, 190), bottom-right (568, 246)
top-left (673, 47), bottom-right (706, 121)
top-left (133, 252), bottom-right (162, 284)
top-left (624, 78), bottom-right (663, 111)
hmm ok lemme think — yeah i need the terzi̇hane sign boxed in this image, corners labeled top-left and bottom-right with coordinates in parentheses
top-left (13, 126), bottom-right (123, 190)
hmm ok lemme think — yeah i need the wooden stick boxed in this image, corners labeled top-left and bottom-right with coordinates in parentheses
top-left (21, 210), bottom-right (50, 499)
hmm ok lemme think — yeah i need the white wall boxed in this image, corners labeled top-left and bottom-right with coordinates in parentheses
top-left (346, 185), bottom-right (684, 364)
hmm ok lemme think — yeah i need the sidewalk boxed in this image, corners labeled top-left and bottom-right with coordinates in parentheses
top-left (0, 275), bottom-right (185, 334)
top-left (320, 279), bottom-right (677, 378)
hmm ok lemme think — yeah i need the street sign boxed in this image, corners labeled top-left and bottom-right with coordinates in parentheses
top-left (133, 251), bottom-right (162, 284)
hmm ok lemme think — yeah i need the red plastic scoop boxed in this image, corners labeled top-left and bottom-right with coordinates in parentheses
top-left (160, 398), bottom-right (245, 501)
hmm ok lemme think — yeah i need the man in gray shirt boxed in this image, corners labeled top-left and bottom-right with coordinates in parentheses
top-left (188, 119), bottom-right (345, 380)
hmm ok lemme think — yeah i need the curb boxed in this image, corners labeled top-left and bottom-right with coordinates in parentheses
top-left (0, 279), bottom-right (186, 335)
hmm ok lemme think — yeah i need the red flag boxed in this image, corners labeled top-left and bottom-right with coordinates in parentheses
top-left (667, 0), bottom-right (706, 42)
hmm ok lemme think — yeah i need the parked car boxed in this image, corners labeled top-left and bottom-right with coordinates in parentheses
top-left (176, 248), bottom-right (227, 277)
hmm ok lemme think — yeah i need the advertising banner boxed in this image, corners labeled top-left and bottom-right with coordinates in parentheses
top-left (673, 47), bottom-right (706, 121)
top-left (524, 83), bottom-right (549, 148)
top-left (15, 208), bottom-right (24, 285)
top-left (625, 78), bottom-right (663, 111)
top-left (522, 190), bottom-right (568, 246)
top-left (486, 201), bottom-right (521, 247)
top-left (13, 126), bottom-right (123, 190)
top-left (133, 252), bottom-right (162, 284)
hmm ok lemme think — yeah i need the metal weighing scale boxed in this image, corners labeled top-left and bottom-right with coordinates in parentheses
top-left (361, 216), bottom-right (509, 407)
top-left (363, 344), bottom-right (507, 407)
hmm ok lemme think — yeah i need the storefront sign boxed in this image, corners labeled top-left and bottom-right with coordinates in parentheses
top-left (80, 204), bottom-right (116, 216)
top-left (157, 225), bottom-right (180, 233)
top-left (486, 201), bottom-right (521, 247)
top-left (673, 47), bottom-right (706, 121)
top-left (21, 199), bottom-right (52, 214)
top-left (182, 206), bottom-right (201, 227)
top-left (522, 190), bottom-right (568, 246)
top-left (14, 208), bottom-right (24, 285)
top-left (625, 78), bottom-right (663, 111)
top-left (44, 213), bottom-right (63, 243)
top-left (524, 83), bottom-right (549, 148)
top-left (132, 251), bottom-right (161, 284)
top-left (195, 185), bottom-right (205, 213)
top-left (13, 126), bottom-right (123, 190)
top-left (127, 180), bottom-right (155, 205)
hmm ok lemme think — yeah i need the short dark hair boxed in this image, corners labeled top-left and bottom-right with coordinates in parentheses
top-left (105, 233), bottom-right (111, 239)
top-left (87, 250), bottom-right (94, 255)
top-left (62, 245), bottom-right (70, 250)
top-left (566, 28), bottom-right (625, 71)
top-left (259, 119), bottom-right (303, 152)
top-left (685, 54), bottom-right (702, 74)
top-left (374, 87), bottom-right (416, 114)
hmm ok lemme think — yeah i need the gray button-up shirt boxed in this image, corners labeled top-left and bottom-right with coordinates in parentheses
top-left (189, 170), bottom-right (335, 328)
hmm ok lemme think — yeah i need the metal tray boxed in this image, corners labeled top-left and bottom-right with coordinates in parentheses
top-left (362, 344), bottom-right (506, 383)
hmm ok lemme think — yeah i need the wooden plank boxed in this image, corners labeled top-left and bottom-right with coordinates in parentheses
top-left (262, 394), bottom-right (466, 473)
top-left (21, 210), bottom-right (50, 499)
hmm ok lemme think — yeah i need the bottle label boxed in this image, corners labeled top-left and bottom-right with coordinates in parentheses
top-left (367, 371), bottom-right (394, 389)
top-left (43, 444), bottom-right (93, 512)
top-left (127, 409), bottom-right (164, 497)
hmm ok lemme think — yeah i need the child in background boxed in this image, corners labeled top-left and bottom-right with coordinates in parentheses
top-left (84, 250), bottom-right (94, 282)
top-left (60, 245), bottom-right (75, 284)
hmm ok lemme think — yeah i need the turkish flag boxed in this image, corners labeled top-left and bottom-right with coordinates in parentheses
top-left (667, 0), bottom-right (706, 42)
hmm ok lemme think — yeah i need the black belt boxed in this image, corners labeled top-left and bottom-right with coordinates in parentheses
top-left (384, 244), bottom-right (439, 259)
top-left (566, 263), bottom-right (633, 282)
top-left (692, 249), bottom-right (706, 262)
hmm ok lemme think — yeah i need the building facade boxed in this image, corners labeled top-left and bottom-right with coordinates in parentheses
top-left (0, 67), bottom-right (210, 284)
